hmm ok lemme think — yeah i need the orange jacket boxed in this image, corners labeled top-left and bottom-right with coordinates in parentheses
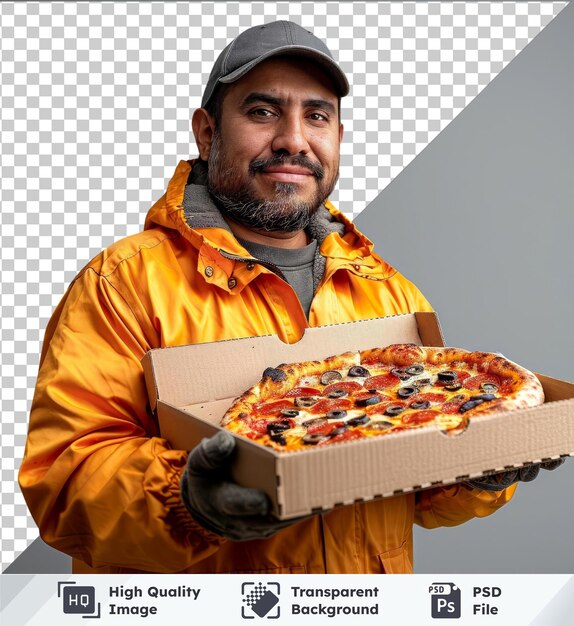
top-left (19, 159), bottom-right (515, 574)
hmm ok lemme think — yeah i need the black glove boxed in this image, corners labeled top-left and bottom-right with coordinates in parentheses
top-left (181, 430), bottom-right (309, 541)
top-left (464, 458), bottom-right (566, 491)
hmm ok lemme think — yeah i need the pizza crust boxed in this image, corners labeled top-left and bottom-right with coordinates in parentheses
top-left (221, 344), bottom-right (544, 450)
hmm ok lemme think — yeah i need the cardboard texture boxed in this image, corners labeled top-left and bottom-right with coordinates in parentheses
top-left (142, 312), bottom-right (574, 519)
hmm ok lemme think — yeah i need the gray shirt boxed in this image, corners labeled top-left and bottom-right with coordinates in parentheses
top-left (237, 237), bottom-right (317, 318)
top-left (181, 162), bottom-right (346, 319)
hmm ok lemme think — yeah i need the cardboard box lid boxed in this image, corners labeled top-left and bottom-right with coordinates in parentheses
top-left (141, 312), bottom-right (574, 518)
top-left (142, 312), bottom-right (445, 411)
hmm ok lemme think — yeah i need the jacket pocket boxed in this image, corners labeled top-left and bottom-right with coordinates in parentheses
top-left (377, 541), bottom-right (413, 574)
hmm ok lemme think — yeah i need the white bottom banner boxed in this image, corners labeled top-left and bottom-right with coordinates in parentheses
top-left (1, 573), bottom-right (573, 625)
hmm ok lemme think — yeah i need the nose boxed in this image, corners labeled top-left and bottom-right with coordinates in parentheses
top-left (270, 112), bottom-right (311, 156)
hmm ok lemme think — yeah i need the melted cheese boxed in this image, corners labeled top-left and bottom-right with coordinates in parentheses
top-left (228, 359), bottom-right (528, 452)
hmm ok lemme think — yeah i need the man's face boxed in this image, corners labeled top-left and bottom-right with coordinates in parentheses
top-left (205, 57), bottom-right (343, 232)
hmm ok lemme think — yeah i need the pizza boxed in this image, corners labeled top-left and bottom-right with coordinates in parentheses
top-left (220, 344), bottom-right (544, 452)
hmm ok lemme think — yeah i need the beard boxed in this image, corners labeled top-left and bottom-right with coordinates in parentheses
top-left (206, 131), bottom-right (339, 232)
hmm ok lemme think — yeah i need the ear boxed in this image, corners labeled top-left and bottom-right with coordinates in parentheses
top-left (192, 108), bottom-right (216, 160)
top-left (339, 123), bottom-right (344, 144)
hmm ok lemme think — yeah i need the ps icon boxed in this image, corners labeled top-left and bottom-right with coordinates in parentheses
top-left (429, 582), bottom-right (461, 619)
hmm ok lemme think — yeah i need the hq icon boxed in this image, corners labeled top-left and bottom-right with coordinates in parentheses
top-left (429, 582), bottom-right (461, 619)
top-left (58, 582), bottom-right (101, 619)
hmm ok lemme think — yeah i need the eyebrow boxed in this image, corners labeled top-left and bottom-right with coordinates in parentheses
top-left (240, 92), bottom-right (337, 115)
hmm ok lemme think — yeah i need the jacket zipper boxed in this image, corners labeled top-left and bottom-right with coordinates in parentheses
top-left (218, 249), bottom-right (289, 282)
top-left (219, 248), bottom-right (311, 337)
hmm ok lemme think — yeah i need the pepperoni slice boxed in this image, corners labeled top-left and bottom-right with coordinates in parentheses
top-left (285, 387), bottom-right (321, 397)
top-left (254, 399), bottom-right (294, 416)
top-left (410, 392), bottom-right (447, 404)
top-left (306, 421), bottom-right (345, 435)
top-left (463, 374), bottom-right (502, 391)
top-left (243, 416), bottom-right (273, 435)
top-left (402, 410), bottom-right (438, 425)
top-left (322, 381), bottom-right (363, 396)
top-left (452, 370), bottom-right (471, 383)
top-left (364, 400), bottom-right (404, 415)
top-left (309, 398), bottom-right (353, 415)
top-left (245, 431), bottom-right (263, 440)
top-left (363, 373), bottom-right (399, 390)
top-left (497, 380), bottom-right (516, 395)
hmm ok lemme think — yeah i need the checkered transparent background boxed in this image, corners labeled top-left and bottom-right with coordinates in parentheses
top-left (0, 1), bottom-right (566, 570)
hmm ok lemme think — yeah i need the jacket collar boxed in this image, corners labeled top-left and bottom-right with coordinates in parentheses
top-left (180, 160), bottom-right (347, 254)
top-left (180, 160), bottom-right (355, 293)
top-left (144, 160), bottom-right (387, 291)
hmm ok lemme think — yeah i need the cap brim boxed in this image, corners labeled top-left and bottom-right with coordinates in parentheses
top-left (218, 45), bottom-right (349, 97)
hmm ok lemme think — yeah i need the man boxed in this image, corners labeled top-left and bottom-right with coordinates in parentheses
top-left (18, 21), bottom-right (555, 575)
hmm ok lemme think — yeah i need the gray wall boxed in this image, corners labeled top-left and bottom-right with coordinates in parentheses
top-left (355, 2), bottom-right (574, 573)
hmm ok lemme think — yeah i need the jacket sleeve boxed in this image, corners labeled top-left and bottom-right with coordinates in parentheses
top-left (414, 482), bottom-right (517, 529)
top-left (18, 266), bottom-right (225, 572)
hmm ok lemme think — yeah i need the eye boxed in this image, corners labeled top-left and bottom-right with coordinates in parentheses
top-left (308, 112), bottom-right (329, 122)
top-left (248, 108), bottom-right (275, 118)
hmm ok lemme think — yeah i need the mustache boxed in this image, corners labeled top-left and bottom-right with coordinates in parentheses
top-left (249, 155), bottom-right (324, 180)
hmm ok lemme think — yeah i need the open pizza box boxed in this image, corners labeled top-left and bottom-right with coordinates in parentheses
top-left (141, 312), bottom-right (574, 519)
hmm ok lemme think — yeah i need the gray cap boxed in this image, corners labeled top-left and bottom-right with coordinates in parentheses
top-left (201, 21), bottom-right (349, 108)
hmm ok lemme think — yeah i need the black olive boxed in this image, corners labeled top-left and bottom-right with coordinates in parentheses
top-left (302, 417), bottom-right (327, 428)
top-left (303, 433), bottom-right (329, 445)
top-left (458, 395), bottom-right (496, 414)
top-left (327, 389), bottom-right (348, 399)
top-left (270, 434), bottom-right (287, 445)
top-left (406, 364), bottom-right (424, 375)
top-left (414, 378), bottom-right (431, 388)
top-left (437, 370), bottom-right (458, 383)
top-left (369, 420), bottom-right (393, 430)
top-left (391, 368), bottom-right (412, 381)
top-left (410, 400), bottom-right (431, 410)
top-left (280, 409), bottom-right (299, 418)
top-left (330, 426), bottom-right (348, 437)
top-left (459, 399), bottom-right (483, 413)
top-left (444, 382), bottom-right (462, 391)
top-left (267, 421), bottom-right (291, 434)
top-left (472, 393), bottom-right (497, 402)
top-left (294, 395), bottom-right (320, 407)
top-left (397, 386), bottom-right (418, 398)
top-left (480, 383), bottom-right (499, 393)
top-left (348, 365), bottom-right (370, 377)
top-left (346, 414), bottom-right (369, 426)
top-left (320, 370), bottom-right (343, 385)
top-left (326, 409), bottom-right (347, 420)
top-left (385, 405), bottom-right (405, 417)
top-left (355, 394), bottom-right (382, 407)
top-left (262, 367), bottom-right (287, 382)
